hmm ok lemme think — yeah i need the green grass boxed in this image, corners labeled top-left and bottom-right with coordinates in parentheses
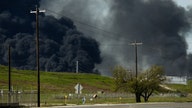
top-left (148, 97), bottom-right (192, 102)
top-left (0, 65), bottom-right (114, 93)
top-left (1, 64), bottom-right (191, 94)
top-left (166, 83), bottom-right (192, 93)
top-left (1, 65), bottom-right (192, 105)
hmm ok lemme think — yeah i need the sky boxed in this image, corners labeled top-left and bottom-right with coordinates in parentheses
top-left (173, 0), bottom-right (192, 9)
top-left (173, 0), bottom-right (192, 53)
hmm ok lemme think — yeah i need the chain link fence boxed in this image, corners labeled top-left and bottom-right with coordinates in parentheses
top-left (0, 89), bottom-right (37, 107)
top-left (0, 89), bottom-right (191, 107)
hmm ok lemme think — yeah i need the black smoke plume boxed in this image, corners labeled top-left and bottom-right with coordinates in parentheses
top-left (110, 0), bottom-right (190, 76)
top-left (0, 0), bottom-right (102, 73)
top-left (41, 0), bottom-right (192, 76)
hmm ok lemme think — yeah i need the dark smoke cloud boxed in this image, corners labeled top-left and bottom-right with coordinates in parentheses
top-left (41, 0), bottom-right (192, 76)
top-left (0, 0), bottom-right (102, 73)
top-left (110, 0), bottom-right (190, 75)
top-left (1, 0), bottom-right (192, 76)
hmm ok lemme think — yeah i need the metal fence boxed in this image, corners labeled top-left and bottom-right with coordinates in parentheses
top-left (0, 89), bottom-right (37, 107)
top-left (0, 89), bottom-right (191, 107)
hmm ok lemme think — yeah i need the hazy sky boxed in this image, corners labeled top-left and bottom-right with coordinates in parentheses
top-left (173, 0), bottom-right (192, 9)
top-left (174, 0), bottom-right (192, 53)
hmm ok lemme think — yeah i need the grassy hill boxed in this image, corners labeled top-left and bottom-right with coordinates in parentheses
top-left (1, 65), bottom-right (192, 105)
top-left (0, 65), bottom-right (114, 93)
top-left (1, 65), bottom-right (192, 94)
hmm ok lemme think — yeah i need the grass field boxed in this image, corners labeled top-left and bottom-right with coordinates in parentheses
top-left (0, 65), bottom-right (114, 93)
top-left (0, 65), bottom-right (192, 106)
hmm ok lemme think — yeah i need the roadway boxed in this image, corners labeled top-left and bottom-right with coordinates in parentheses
top-left (51, 102), bottom-right (192, 108)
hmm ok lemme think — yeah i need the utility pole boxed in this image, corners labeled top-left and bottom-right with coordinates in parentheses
top-left (130, 41), bottom-right (143, 78)
top-left (130, 41), bottom-right (142, 102)
top-left (76, 60), bottom-right (79, 73)
top-left (8, 45), bottom-right (11, 104)
top-left (30, 6), bottom-right (45, 107)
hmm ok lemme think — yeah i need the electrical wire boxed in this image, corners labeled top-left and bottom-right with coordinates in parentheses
top-left (40, 7), bottom-right (128, 40)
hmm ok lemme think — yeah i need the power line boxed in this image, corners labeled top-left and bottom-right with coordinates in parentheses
top-left (79, 64), bottom-right (92, 71)
top-left (40, 7), bottom-right (126, 39)
top-left (74, 60), bottom-right (95, 73)
top-left (39, 8), bottom-right (136, 47)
